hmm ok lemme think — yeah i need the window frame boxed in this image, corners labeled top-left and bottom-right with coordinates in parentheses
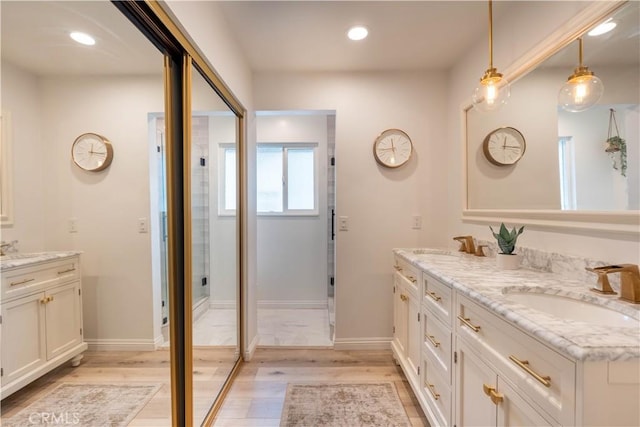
top-left (218, 143), bottom-right (237, 216)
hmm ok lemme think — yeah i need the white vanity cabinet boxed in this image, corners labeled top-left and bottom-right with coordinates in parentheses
top-left (1, 254), bottom-right (87, 398)
top-left (392, 257), bottom-right (422, 383)
top-left (391, 250), bottom-right (640, 427)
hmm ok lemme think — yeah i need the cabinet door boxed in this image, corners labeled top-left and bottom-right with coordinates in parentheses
top-left (407, 294), bottom-right (421, 376)
top-left (455, 337), bottom-right (497, 427)
top-left (45, 282), bottom-right (82, 360)
top-left (497, 379), bottom-right (553, 427)
top-left (394, 276), bottom-right (408, 356)
top-left (1, 293), bottom-right (46, 386)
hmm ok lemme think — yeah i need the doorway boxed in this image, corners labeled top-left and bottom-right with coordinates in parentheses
top-left (255, 110), bottom-right (336, 347)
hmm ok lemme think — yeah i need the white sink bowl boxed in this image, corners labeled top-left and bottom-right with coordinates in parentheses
top-left (503, 292), bottom-right (639, 328)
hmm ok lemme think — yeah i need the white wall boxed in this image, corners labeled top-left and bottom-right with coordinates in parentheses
top-left (256, 113), bottom-right (328, 307)
top-left (1, 61), bottom-right (45, 250)
top-left (447, 1), bottom-right (640, 264)
top-left (254, 71), bottom-right (447, 347)
top-left (40, 75), bottom-right (164, 345)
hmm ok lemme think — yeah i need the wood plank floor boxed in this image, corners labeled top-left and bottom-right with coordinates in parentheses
top-left (1, 348), bottom-right (428, 426)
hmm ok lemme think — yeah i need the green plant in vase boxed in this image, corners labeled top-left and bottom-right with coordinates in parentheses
top-left (605, 135), bottom-right (627, 177)
top-left (490, 223), bottom-right (524, 270)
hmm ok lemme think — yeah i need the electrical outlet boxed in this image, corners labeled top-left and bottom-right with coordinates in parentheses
top-left (339, 216), bottom-right (349, 231)
top-left (69, 218), bottom-right (78, 233)
top-left (412, 215), bottom-right (422, 230)
top-left (138, 217), bottom-right (148, 233)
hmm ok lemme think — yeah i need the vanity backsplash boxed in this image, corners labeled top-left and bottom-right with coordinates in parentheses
top-left (477, 240), bottom-right (622, 291)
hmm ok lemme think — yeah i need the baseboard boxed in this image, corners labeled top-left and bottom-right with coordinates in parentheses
top-left (209, 300), bottom-right (237, 309)
top-left (257, 300), bottom-right (328, 309)
top-left (85, 338), bottom-right (159, 352)
top-left (243, 334), bottom-right (259, 361)
top-left (333, 337), bottom-right (392, 350)
top-left (154, 334), bottom-right (166, 349)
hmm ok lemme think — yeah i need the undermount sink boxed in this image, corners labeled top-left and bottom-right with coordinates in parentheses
top-left (502, 291), bottom-right (639, 329)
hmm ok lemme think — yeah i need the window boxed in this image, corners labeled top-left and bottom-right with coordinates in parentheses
top-left (558, 136), bottom-right (576, 210)
top-left (219, 143), bottom-right (318, 216)
top-left (257, 144), bottom-right (317, 215)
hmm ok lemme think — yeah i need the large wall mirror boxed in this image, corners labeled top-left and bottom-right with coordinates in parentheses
top-left (464, 1), bottom-right (639, 235)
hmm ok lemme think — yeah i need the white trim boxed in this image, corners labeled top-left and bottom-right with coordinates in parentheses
top-left (243, 334), bottom-right (259, 361)
top-left (333, 337), bottom-right (392, 350)
top-left (461, 1), bottom-right (638, 237)
top-left (257, 300), bottom-right (328, 310)
top-left (154, 334), bottom-right (165, 349)
top-left (85, 338), bottom-right (160, 352)
top-left (193, 296), bottom-right (209, 322)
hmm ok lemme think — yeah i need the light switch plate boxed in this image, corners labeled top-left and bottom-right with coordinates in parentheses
top-left (339, 216), bottom-right (349, 231)
top-left (138, 217), bottom-right (148, 233)
top-left (412, 215), bottom-right (422, 230)
top-left (69, 218), bottom-right (78, 233)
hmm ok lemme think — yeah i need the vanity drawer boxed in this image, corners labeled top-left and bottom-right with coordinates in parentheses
top-left (423, 272), bottom-right (453, 326)
top-left (456, 294), bottom-right (575, 425)
top-left (393, 257), bottom-right (420, 295)
top-left (1, 258), bottom-right (80, 301)
top-left (422, 309), bottom-right (452, 384)
top-left (422, 353), bottom-right (452, 427)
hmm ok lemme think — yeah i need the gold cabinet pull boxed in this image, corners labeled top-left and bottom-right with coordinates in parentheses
top-left (40, 297), bottom-right (48, 304)
top-left (483, 384), bottom-right (504, 405)
top-left (407, 276), bottom-right (417, 283)
top-left (426, 334), bottom-right (440, 348)
top-left (48, 295), bottom-right (54, 302)
top-left (40, 295), bottom-right (54, 304)
top-left (394, 265), bottom-right (402, 271)
top-left (426, 383), bottom-right (440, 401)
top-left (10, 278), bottom-right (35, 287)
top-left (457, 315), bottom-right (481, 333)
top-left (509, 355), bottom-right (551, 388)
top-left (57, 268), bottom-right (76, 275)
top-left (427, 291), bottom-right (441, 302)
top-left (400, 294), bottom-right (408, 302)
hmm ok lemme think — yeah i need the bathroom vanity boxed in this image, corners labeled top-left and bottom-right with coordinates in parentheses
top-left (392, 248), bottom-right (640, 427)
top-left (1, 252), bottom-right (87, 398)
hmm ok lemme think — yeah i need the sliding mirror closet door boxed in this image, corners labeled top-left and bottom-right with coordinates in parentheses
top-left (188, 62), bottom-right (239, 425)
top-left (0, 1), bottom-right (175, 425)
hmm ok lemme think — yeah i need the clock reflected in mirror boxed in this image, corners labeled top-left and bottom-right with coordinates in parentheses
top-left (71, 133), bottom-right (114, 172)
top-left (482, 127), bottom-right (526, 166)
top-left (373, 128), bottom-right (414, 168)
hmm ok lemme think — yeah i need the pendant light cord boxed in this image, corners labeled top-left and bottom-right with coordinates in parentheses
top-left (488, 0), bottom-right (494, 69)
top-left (578, 38), bottom-right (584, 68)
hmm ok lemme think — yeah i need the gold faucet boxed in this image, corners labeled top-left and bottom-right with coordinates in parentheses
top-left (453, 236), bottom-right (475, 255)
top-left (475, 244), bottom-right (487, 257)
top-left (586, 264), bottom-right (640, 304)
top-left (0, 242), bottom-right (11, 256)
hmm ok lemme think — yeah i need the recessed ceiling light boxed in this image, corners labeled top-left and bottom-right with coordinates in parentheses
top-left (347, 26), bottom-right (368, 41)
top-left (70, 31), bottom-right (96, 46)
top-left (588, 19), bottom-right (616, 37)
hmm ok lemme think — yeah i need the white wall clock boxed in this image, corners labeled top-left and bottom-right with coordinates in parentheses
top-left (482, 127), bottom-right (526, 166)
top-left (71, 133), bottom-right (114, 172)
top-left (373, 128), bottom-right (413, 168)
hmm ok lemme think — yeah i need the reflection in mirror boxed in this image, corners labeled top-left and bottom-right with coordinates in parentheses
top-left (0, 1), bottom-right (172, 424)
top-left (0, 111), bottom-right (13, 226)
top-left (190, 64), bottom-right (239, 425)
top-left (466, 2), bottom-right (639, 212)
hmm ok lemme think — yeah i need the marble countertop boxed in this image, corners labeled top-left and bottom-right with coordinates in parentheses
top-left (0, 251), bottom-right (82, 270)
top-left (393, 248), bottom-right (640, 362)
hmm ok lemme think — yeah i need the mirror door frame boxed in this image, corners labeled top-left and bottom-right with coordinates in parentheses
top-left (113, 2), bottom-right (246, 426)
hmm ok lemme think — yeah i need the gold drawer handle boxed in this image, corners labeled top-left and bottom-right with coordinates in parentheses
top-left (426, 383), bottom-right (440, 401)
top-left (427, 291), bottom-right (441, 302)
top-left (400, 294), bottom-right (408, 302)
top-left (406, 275), bottom-right (417, 283)
top-left (457, 315), bottom-right (481, 333)
top-left (394, 265), bottom-right (402, 271)
top-left (57, 268), bottom-right (76, 275)
top-left (39, 296), bottom-right (54, 304)
top-left (426, 334), bottom-right (440, 348)
top-left (10, 278), bottom-right (35, 287)
top-left (509, 355), bottom-right (551, 388)
top-left (483, 384), bottom-right (504, 405)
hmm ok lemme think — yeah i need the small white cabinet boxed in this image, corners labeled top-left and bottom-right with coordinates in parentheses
top-left (1, 254), bottom-right (86, 398)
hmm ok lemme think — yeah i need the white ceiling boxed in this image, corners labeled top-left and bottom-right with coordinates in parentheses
top-left (1, 1), bottom-right (637, 77)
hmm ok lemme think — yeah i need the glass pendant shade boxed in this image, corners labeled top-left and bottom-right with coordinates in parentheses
top-left (558, 38), bottom-right (604, 112)
top-left (558, 69), bottom-right (604, 112)
top-left (472, 68), bottom-right (510, 112)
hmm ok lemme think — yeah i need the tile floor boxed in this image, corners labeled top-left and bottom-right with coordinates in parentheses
top-left (190, 306), bottom-right (334, 347)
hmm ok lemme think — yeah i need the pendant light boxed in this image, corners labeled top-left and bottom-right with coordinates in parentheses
top-left (558, 37), bottom-right (604, 112)
top-left (472, 0), bottom-right (510, 112)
